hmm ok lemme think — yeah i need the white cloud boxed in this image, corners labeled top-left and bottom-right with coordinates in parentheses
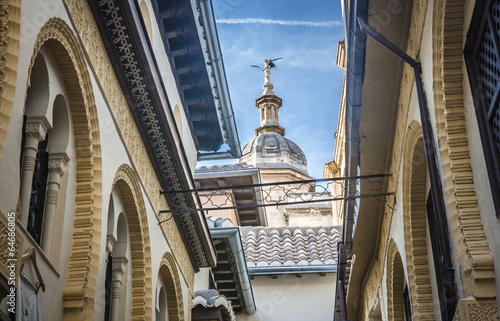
top-left (216, 18), bottom-right (343, 28)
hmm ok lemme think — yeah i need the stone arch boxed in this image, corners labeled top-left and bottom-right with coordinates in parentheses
top-left (28, 18), bottom-right (103, 319)
top-left (48, 94), bottom-right (70, 154)
top-left (158, 252), bottom-right (184, 321)
top-left (386, 240), bottom-right (406, 321)
top-left (402, 122), bottom-right (435, 320)
top-left (0, 0), bottom-right (21, 157)
top-left (112, 164), bottom-right (152, 320)
top-left (432, 0), bottom-right (496, 299)
top-left (25, 52), bottom-right (50, 118)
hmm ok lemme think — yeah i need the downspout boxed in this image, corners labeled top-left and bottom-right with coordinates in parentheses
top-left (357, 17), bottom-right (457, 320)
top-left (210, 227), bottom-right (256, 315)
top-left (197, 0), bottom-right (242, 159)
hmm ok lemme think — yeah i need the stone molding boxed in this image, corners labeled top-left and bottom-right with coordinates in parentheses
top-left (0, 0), bottom-right (20, 157)
top-left (386, 240), bottom-right (405, 321)
top-left (402, 122), bottom-right (436, 320)
top-left (63, 0), bottom-right (195, 289)
top-left (432, 0), bottom-right (497, 299)
top-left (112, 164), bottom-right (152, 320)
top-left (158, 252), bottom-right (185, 321)
top-left (28, 18), bottom-right (103, 320)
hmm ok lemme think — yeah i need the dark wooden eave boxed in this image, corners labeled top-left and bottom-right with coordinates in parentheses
top-left (150, 0), bottom-right (224, 152)
top-left (88, 0), bottom-right (216, 270)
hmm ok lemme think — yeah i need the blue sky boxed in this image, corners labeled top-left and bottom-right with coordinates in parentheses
top-left (202, 0), bottom-right (345, 179)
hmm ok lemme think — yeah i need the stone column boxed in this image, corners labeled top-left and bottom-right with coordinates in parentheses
top-left (40, 155), bottom-right (68, 253)
top-left (110, 257), bottom-right (128, 321)
top-left (19, 121), bottom-right (48, 225)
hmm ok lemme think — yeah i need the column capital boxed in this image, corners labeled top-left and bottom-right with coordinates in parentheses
top-left (25, 119), bottom-right (49, 142)
top-left (112, 256), bottom-right (128, 274)
top-left (48, 154), bottom-right (69, 176)
top-left (106, 235), bottom-right (117, 254)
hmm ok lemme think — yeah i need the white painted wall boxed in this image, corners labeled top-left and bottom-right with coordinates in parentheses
top-left (237, 273), bottom-right (336, 321)
top-left (0, 1), bottom-right (196, 320)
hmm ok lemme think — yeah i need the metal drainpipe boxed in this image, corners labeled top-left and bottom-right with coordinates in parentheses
top-left (210, 227), bottom-right (256, 315)
top-left (357, 17), bottom-right (457, 320)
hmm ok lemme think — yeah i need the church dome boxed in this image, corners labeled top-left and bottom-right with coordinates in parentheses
top-left (240, 132), bottom-right (308, 175)
top-left (239, 62), bottom-right (309, 176)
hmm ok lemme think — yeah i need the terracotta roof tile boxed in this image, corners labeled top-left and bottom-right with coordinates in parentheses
top-left (240, 226), bottom-right (342, 267)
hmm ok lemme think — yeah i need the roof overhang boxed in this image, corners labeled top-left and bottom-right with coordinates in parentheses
top-left (341, 0), bottom-right (413, 318)
top-left (88, 0), bottom-right (217, 270)
top-left (150, 0), bottom-right (241, 159)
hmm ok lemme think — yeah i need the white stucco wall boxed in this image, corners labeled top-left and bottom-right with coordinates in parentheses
top-left (0, 1), bottom-right (195, 319)
top-left (237, 273), bottom-right (336, 321)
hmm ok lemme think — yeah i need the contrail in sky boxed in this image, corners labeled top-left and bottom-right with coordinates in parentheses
top-left (216, 18), bottom-right (343, 28)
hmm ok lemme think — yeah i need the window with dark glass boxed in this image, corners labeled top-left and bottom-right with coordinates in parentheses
top-left (403, 286), bottom-right (412, 321)
top-left (26, 133), bottom-right (49, 244)
top-left (104, 253), bottom-right (113, 321)
top-left (464, 0), bottom-right (500, 216)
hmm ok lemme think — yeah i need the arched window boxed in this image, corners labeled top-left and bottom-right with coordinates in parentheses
top-left (105, 189), bottom-right (132, 321)
top-left (402, 125), bottom-right (456, 320)
top-left (20, 53), bottom-right (50, 244)
top-left (19, 51), bottom-right (71, 256)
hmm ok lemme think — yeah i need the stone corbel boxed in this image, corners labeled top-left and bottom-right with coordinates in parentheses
top-left (471, 254), bottom-right (497, 299)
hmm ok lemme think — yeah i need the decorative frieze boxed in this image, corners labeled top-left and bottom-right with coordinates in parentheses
top-left (453, 298), bottom-right (499, 321)
top-left (0, 0), bottom-right (21, 157)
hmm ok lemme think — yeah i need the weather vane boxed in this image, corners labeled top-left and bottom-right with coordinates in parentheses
top-left (251, 57), bottom-right (282, 87)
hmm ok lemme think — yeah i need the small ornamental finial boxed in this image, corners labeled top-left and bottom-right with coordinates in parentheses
top-left (251, 57), bottom-right (282, 95)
